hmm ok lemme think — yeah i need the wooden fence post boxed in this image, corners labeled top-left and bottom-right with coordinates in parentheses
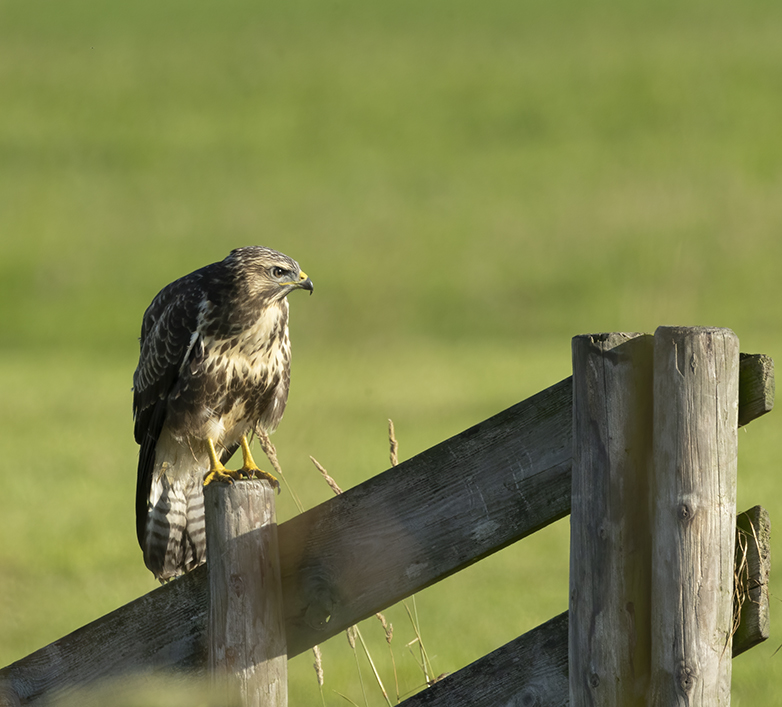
top-left (650, 327), bottom-right (739, 705)
top-left (205, 480), bottom-right (287, 707)
top-left (570, 332), bottom-right (654, 706)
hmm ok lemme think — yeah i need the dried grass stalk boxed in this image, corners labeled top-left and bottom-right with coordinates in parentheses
top-left (256, 428), bottom-right (304, 512)
top-left (310, 455), bottom-right (344, 496)
top-left (312, 645), bottom-right (324, 688)
top-left (388, 419), bottom-right (399, 467)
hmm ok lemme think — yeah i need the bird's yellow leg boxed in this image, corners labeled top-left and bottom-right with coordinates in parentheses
top-left (203, 438), bottom-right (244, 486)
top-left (236, 434), bottom-right (280, 490)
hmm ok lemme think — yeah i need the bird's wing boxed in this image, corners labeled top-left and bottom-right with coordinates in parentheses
top-left (132, 270), bottom-right (208, 545)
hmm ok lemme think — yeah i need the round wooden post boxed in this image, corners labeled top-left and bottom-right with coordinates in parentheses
top-left (570, 332), bottom-right (654, 706)
top-left (650, 327), bottom-right (739, 705)
top-left (205, 480), bottom-right (287, 707)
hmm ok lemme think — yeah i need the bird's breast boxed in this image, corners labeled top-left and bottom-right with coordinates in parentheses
top-left (189, 304), bottom-right (291, 445)
top-left (202, 309), bottom-right (289, 385)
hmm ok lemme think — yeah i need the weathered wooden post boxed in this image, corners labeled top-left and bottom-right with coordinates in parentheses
top-left (649, 326), bottom-right (738, 705)
top-left (205, 480), bottom-right (287, 707)
top-left (570, 332), bottom-right (654, 706)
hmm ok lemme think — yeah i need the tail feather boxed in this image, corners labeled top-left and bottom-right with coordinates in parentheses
top-left (143, 471), bottom-right (206, 581)
top-left (137, 429), bottom-right (240, 581)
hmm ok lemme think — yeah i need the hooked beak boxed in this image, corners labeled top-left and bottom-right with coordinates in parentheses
top-left (297, 271), bottom-right (314, 294)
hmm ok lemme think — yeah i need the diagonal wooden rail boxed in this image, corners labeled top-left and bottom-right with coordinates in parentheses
top-left (0, 354), bottom-right (773, 705)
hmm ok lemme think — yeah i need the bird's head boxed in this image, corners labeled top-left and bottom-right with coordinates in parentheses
top-left (226, 246), bottom-right (314, 302)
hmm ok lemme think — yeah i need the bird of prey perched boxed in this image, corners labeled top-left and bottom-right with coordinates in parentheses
top-left (133, 246), bottom-right (313, 581)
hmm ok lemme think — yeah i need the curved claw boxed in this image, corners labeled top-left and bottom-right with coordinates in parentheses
top-left (204, 438), bottom-right (248, 485)
top-left (203, 435), bottom-right (281, 490)
top-left (249, 467), bottom-right (280, 491)
top-left (204, 468), bottom-right (237, 486)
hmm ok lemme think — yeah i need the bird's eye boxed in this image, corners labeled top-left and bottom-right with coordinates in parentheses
top-left (271, 266), bottom-right (287, 279)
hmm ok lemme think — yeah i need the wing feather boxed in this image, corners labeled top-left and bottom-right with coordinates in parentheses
top-left (132, 268), bottom-right (209, 545)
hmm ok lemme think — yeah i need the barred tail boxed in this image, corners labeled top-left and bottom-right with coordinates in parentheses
top-left (142, 472), bottom-right (206, 582)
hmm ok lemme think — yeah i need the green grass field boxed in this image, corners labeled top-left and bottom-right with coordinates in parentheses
top-left (2, 0), bottom-right (782, 703)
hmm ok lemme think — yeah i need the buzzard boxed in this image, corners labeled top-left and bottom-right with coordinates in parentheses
top-left (133, 246), bottom-right (313, 581)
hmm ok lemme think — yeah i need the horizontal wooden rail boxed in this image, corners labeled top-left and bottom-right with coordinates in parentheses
top-left (0, 354), bottom-right (773, 704)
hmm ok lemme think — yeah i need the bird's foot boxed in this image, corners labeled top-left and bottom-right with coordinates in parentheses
top-left (237, 463), bottom-right (280, 492)
top-left (203, 468), bottom-right (249, 486)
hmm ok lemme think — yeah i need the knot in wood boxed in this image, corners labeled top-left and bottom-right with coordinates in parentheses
top-left (517, 686), bottom-right (542, 707)
top-left (676, 662), bottom-right (697, 695)
top-left (229, 572), bottom-right (245, 596)
top-left (589, 672), bottom-right (601, 688)
top-left (304, 601), bottom-right (333, 631)
top-left (677, 503), bottom-right (693, 523)
top-left (301, 559), bottom-right (338, 630)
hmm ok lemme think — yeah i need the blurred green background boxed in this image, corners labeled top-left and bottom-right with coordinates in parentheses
top-left (1, 0), bottom-right (781, 703)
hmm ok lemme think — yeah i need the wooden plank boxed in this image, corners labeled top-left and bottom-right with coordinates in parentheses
top-left (0, 569), bottom-right (208, 704)
top-left (569, 333), bottom-right (654, 706)
top-left (739, 354), bottom-right (774, 427)
top-left (732, 505), bottom-right (771, 656)
top-left (205, 480), bottom-right (287, 707)
top-left (0, 377), bottom-right (573, 704)
top-left (398, 612), bottom-right (569, 707)
top-left (0, 352), bottom-right (773, 704)
top-left (279, 376), bottom-right (574, 655)
top-left (649, 327), bottom-right (739, 705)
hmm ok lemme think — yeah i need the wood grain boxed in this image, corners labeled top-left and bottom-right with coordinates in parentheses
top-left (570, 333), bottom-right (654, 706)
top-left (650, 327), bottom-right (739, 706)
top-left (732, 505), bottom-right (771, 656)
top-left (279, 376), bottom-right (574, 656)
top-left (738, 354), bottom-right (774, 427)
top-left (398, 612), bottom-right (569, 707)
top-left (205, 481), bottom-right (286, 707)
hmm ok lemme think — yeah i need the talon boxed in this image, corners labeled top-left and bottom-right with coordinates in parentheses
top-left (203, 438), bottom-right (239, 486)
top-left (204, 468), bottom-right (236, 486)
top-left (237, 435), bottom-right (280, 491)
top-left (250, 468), bottom-right (280, 491)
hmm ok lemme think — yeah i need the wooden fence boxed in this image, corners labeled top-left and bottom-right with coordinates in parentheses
top-left (0, 327), bottom-right (773, 706)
